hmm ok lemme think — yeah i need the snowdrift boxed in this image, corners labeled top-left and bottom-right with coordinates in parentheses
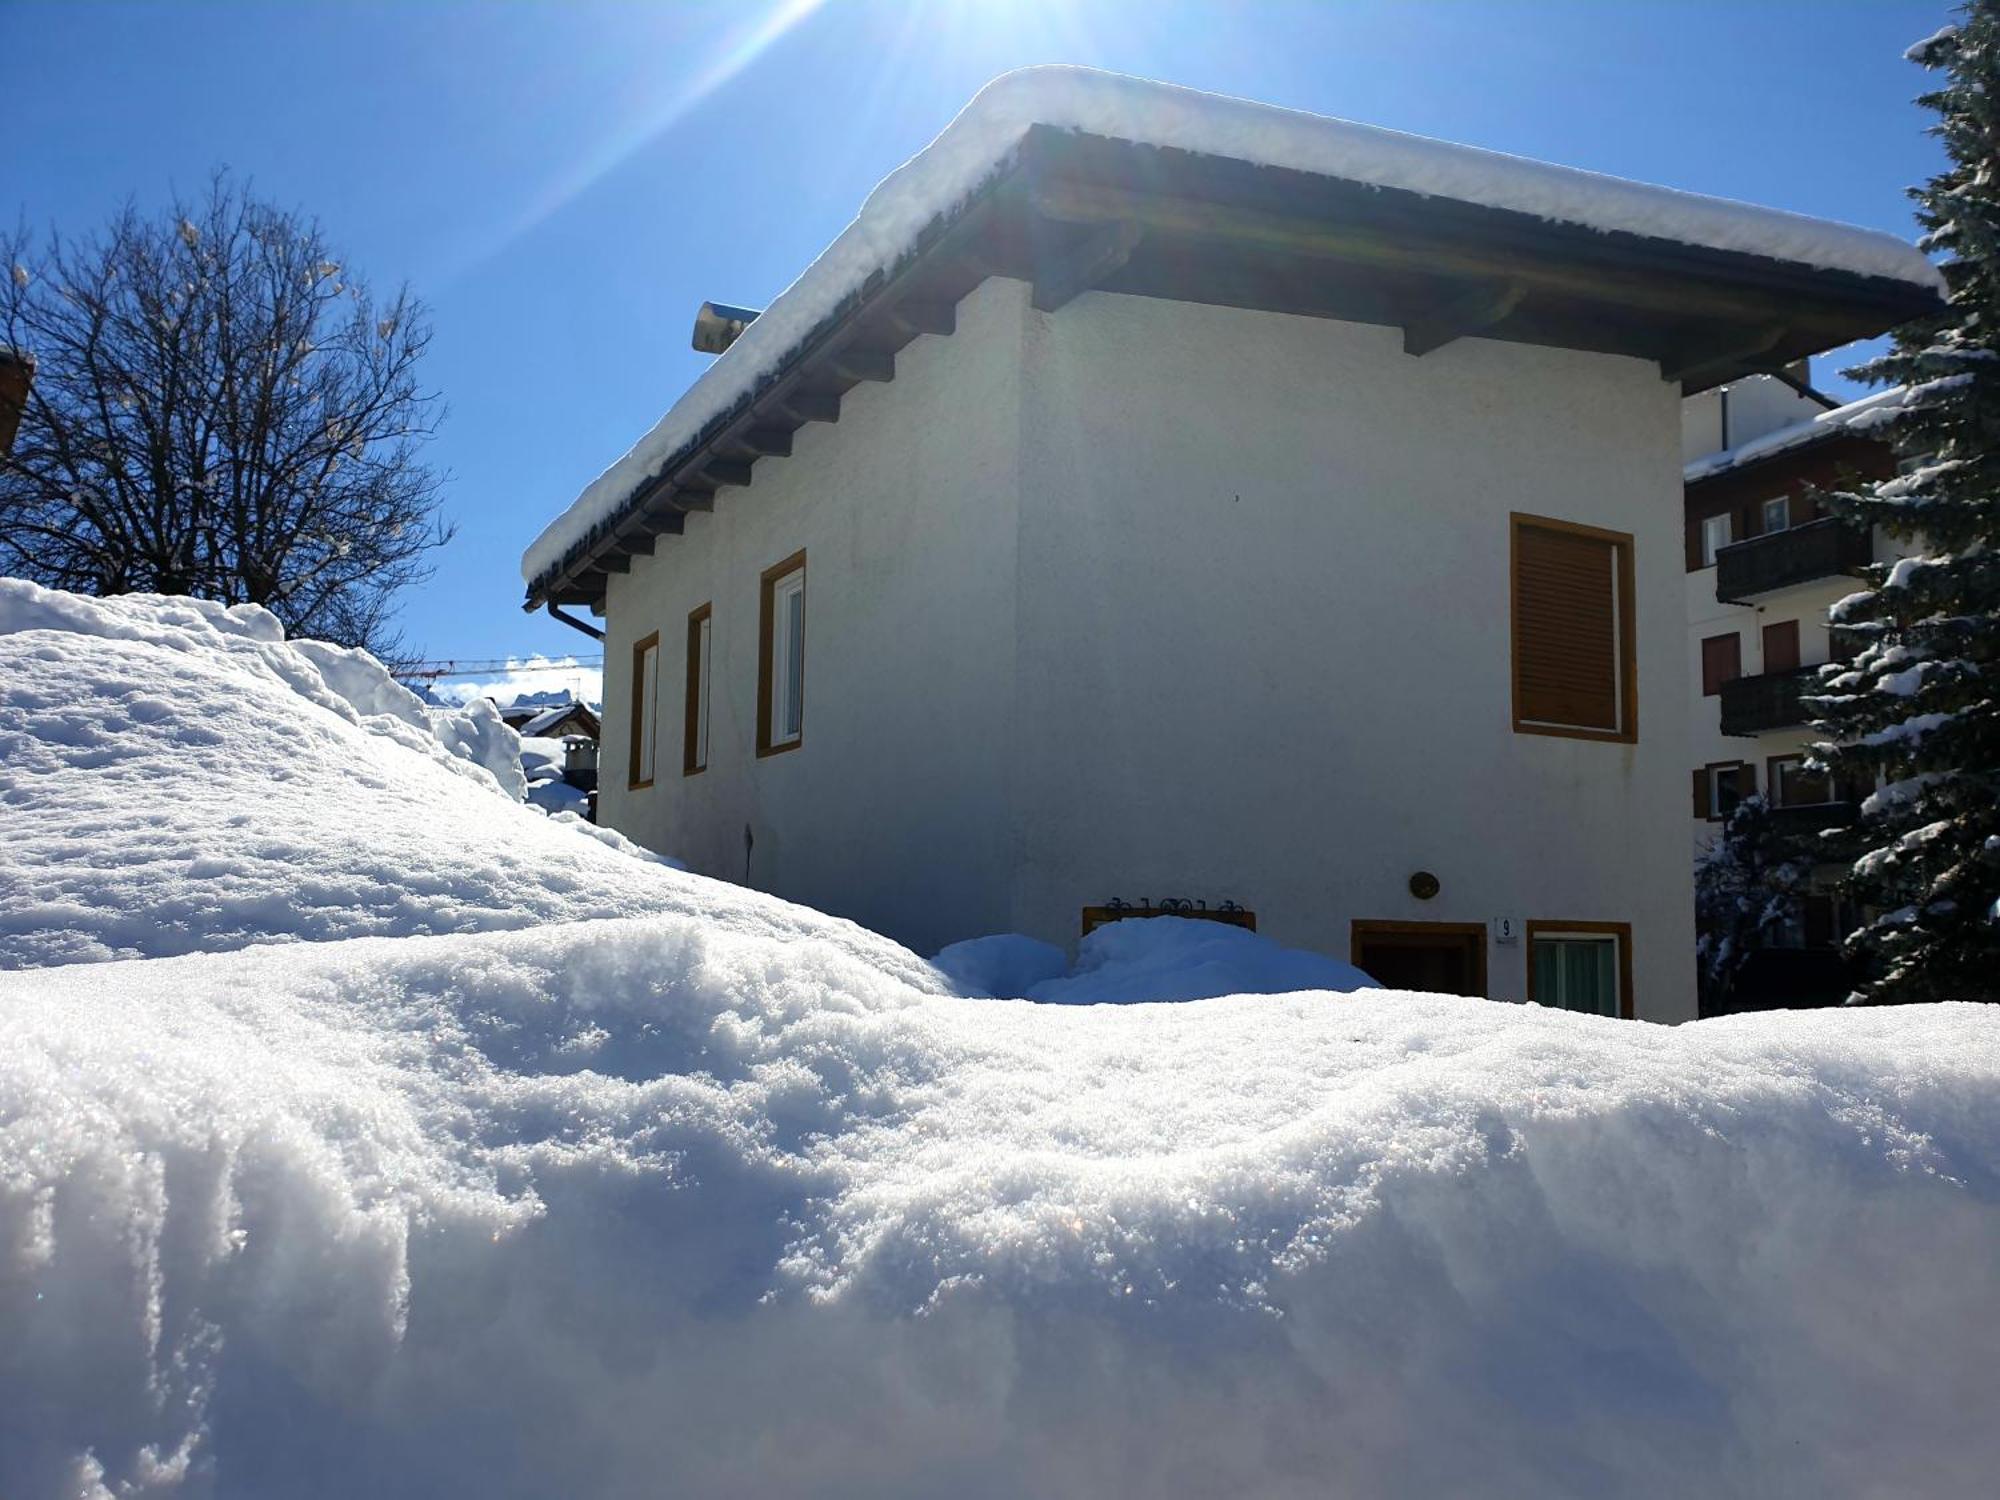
top-left (2, 923), bottom-right (1996, 1498)
top-left (2, 581), bottom-right (1997, 1496)
top-left (0, 580), bottom-right (935, 983)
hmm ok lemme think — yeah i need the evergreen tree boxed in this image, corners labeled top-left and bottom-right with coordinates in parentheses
top-left (1695, 794), bottom-right (1813, 1011)
top-left (1813, 4), bottom-right (2000, 1003)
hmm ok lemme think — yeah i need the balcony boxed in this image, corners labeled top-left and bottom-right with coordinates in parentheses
top-left (1767, 799), bottom-right (1859, 838)
top-left (1719, 667), bottom-right (1818, 735)
top-left (1715, 517), bottom-right (1872, 603)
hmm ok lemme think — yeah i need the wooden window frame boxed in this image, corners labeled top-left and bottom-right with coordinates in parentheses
top-left (1700, 759), bottom-right (1752, 821)
top-left (1767, 752), bottom-right (1835, 810)
top-left (1525, 919), bottom-right (1634, 1020)
top-left (683, 603), bottom-right (711, 777)
top-left (1349, 919), bottom-right (1489, 998)
top-left (1759, 495), bottom-right (1792, 535)
top-left (1700, 630), bottom-right (1742, 697)
top-left (627, 631), bottom-right (660, 790)
top-left (1509, 513), bottom-right (1638, 744)
top-left (1699, 511), bottom-right (1734, 568)
top-left (756, 549), bottom-right (807, 758)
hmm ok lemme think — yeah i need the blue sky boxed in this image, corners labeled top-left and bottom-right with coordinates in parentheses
top-left (5, 0), bottom-right (1950, 663)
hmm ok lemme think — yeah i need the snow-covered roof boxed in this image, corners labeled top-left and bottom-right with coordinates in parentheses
top-left (517, 701), bottom-right (599, 737)
top-left (1684, 385), bottom-right (1908, 483)
top-left (524, 66), bottom-right (1941, 590)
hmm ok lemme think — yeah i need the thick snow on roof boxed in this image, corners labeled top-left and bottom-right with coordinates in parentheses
top-left (4, 920), bottom-right (1996, 1496)
top-left (1684, 384), bottom-right (1910, 482)
top-left (0, 579), bottom-right (932, 976)
top-left (524, 65), bottom-right (1939, 586)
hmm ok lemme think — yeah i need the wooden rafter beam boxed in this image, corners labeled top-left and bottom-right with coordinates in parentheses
top-left (1032, 216), bottom-right (1144, 314)
top-left (887, 299), bottom-right (957, 337)
top-left (1402, 279), bottom-right (1528, 357)
top-left (1661, 323), bottom-right (1787, 386)
top-left (673, 487), bottom-right (716, 512)
top-left (701, 459), bottom-right (755, 488)
top-left (1029, 176), bottom-right (1855, 330)
top-left (779, 391), bottom-right (841, 424)
top-left (830, 348), bottom-right (895, 383)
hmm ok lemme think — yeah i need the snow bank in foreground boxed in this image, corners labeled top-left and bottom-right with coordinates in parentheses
top-left (0, 579), bottom-right (930, 980)
top-left (523, 64), bottom-right (1939, 584)
top-left (937, 917), bottom-right (1377, 1002)
top-left (2, 922), bottom-right (1994, 1498)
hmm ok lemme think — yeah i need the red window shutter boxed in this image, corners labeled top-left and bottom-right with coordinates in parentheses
top-left (1763, 619), bottom-right (1801, 674)
top-left (1701, 632), bottom-right (1741, 696)
top-left (1515, 524), bottom-right (1620, 731)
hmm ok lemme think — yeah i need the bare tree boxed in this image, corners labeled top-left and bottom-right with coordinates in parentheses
top-left (0, 173), bottom-right (449, 653)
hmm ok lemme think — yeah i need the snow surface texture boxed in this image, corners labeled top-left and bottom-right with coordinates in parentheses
top-left (0, 580), bottom-right (924, 975)
top-left (523, 65), bottom-right (1941, 584)
top-left (938, 917), bottom-right (1377, 1002)
top-left (2, 929), bottom-right (1996, 1498)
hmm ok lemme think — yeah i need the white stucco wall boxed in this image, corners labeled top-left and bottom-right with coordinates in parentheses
top-left (598, 276), bottom-right (1699, 1021)
top-left (1010, 288), bottom-right (1695, 1021)
top-left (599, 278), bottom-right (1027, 955)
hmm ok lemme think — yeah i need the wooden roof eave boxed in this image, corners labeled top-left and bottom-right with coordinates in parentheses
top-left (525, 126), bottom-right (1941, 610)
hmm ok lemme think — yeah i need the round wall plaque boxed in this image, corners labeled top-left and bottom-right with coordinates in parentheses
top-left (1408, 871), bottom-right (1441, 900)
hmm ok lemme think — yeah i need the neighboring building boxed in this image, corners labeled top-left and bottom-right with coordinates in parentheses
top-left (1682, 374), bottom-right (1908, 1002)
top-left (521, 70), bottom-right (1939, 1023)
top-left (500, 699), bottom-right (601, 742)
top-left (0, 347), bottom-right (33, 455)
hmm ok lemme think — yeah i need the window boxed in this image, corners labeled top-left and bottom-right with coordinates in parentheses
top-left (1762, 619), bottom-right (1800, 674)
top-left (1527, 922), bottom-right (1631, 1018)
top-left (628, 632), bottom-right (660, 789)
top-left (1700, 512), bottom-right (1734, 567)
top-left (1761, 496), bottom-right (1792, 535)
top-left (757, 550), bottom-right (806, 756)
top-left (1696, 760), bottom-right (1753, 821)
top-left (1768, 753), bottom-right (1834, 808)
top-left (1701, 631), bottom-right (1741, 697)
top-left (1511, 514), bottom-right (1637, 742)
top-left (683, 603), bottom-right (711, 776)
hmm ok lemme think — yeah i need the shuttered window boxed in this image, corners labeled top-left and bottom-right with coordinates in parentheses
top-left (1511, 515), bottom-right (1636, 741)
top-left (1762, 619), bottom-right (1800, 674)
top-left (628, 632), bottom-right (660, 789)
top-left (683, 603), bottom-right (711, 776)
top-left (1701, 632), bottom-right (1741, 696)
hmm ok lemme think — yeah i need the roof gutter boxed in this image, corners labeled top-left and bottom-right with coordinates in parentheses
top-left (545, 602), bottom-right (605, 642)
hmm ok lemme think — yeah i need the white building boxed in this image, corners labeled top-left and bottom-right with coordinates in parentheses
top-left (1682, 375), bottom-right (1910, 972)
top-left (522, 70), bottom-right (1939, 1023)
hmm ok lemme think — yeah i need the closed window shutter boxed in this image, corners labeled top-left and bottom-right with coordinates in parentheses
top-left (1701, 632), bottom-right (1741, 696)
top-left (1694, 768), bottom-right (1709, 819)
top-left (1515, 523), bottom-right (1620, 732)
top-left (1762, 619), bottom-right (1800, 674)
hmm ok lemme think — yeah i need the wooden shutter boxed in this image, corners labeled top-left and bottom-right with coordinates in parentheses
top-left (1693, 768), bottom-right (1710, 819)
top-left (1762, 619), bottom-right (1800, 674)
top-left (1701, 632), bottom-right (1741, 697)
top-left (1513, 518), bottom-right (1629, 736)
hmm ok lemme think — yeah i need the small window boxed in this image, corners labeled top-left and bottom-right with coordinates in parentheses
top-left (1528, 924), bottom-right (1630, 1018)
top-left (1762, 619), bottom-right (1801, 674)
top-left (1761, 496), bottom-right (1791, 535)
top-left (1511, 514), bottom-right (1636, 742)
top-left (1700, 512), bottom-right (1734, 567)
top-left (1704, 636), bottom-right (1736, 704)
top-left (1769, 754), bottom-right (1833, 809)
top-left (683, 603), bottom-right (711, 776)
top-left (757, 550), bottom-right (806, 756)
top-left (628, 631), bottom-right (660, 789)
top-left (1696, 760), bottom-right (1753, 821)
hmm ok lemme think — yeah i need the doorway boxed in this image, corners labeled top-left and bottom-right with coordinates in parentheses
top-left (1350, 921), bottom-right (1488, 997)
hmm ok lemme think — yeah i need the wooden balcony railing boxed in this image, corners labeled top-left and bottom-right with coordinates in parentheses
top-left (1715, 517), bottom-right (1872, 603)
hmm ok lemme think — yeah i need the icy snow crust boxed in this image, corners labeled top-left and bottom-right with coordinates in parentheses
top-left (0, 580), bottom-right (931, 979)
top-left (523, 65), bottom-right (1941, 585)
top-left (4, 929), bottom-right (1997, 1498)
